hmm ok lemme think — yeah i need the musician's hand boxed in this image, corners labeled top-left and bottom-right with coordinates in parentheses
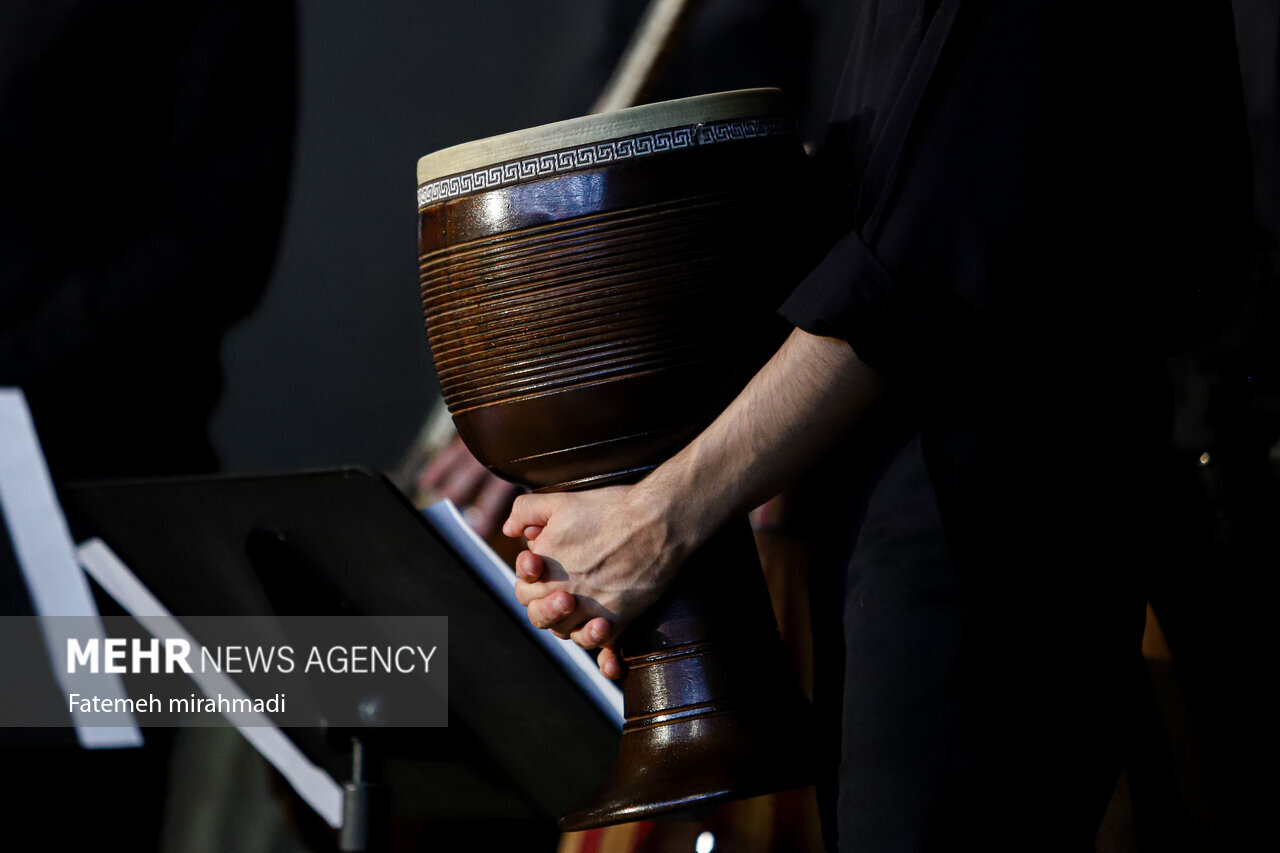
top-left (511, 547), bottom-right (625, 679)
top-left (503, 483), bottom-right (693, 677)
top-left (419, 436), bottom-right (522, 538)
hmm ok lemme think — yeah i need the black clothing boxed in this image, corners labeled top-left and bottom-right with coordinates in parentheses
top-left (0, 1), bottom-right (296, 480)
top-left (782, 3), bottom-right (1250, 850)
top-left (786, 1), bottom-right (1249, 385)
top-left (0, 4), bottom-right (295, 850)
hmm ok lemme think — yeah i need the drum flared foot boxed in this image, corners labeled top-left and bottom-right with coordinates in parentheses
top-left (557, 701), bottom-right (815, 831)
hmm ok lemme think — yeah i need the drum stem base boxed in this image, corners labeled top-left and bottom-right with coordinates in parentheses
top-left (558, 518), bottom-right (815, 831)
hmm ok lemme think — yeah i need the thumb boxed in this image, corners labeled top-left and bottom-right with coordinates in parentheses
top-left (502, 493), bottom-right (556, 538)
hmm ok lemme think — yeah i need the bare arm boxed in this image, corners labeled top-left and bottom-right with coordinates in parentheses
top-left (503, 328), bottom-right (882, 675)
top-left (646, 327), bottom-right (882, 549)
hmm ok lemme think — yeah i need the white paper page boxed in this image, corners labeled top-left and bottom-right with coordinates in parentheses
top-left (77, 538), bottom-right (345, 829)
top-left (0, 388), bottom-right (141, 749)
top-left (421, 500), bottom-right (624, 727)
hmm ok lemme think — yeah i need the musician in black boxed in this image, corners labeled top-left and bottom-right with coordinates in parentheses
top-left (506, 3), bottom-right (1251, 850)
top-left (0, 1), bottom-right (295, 482)
top-left (0, 4), bottom-right (295, 850)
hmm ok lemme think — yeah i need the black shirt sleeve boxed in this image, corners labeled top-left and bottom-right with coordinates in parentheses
top-left (782, 1), bottom-right (1250, 390)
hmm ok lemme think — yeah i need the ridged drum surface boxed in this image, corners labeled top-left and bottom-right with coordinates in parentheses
top-left (420, 193), bottom-right (753, 415)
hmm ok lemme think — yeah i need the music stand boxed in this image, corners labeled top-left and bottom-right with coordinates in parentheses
top-left (62, 468), bottom-right (621, 850)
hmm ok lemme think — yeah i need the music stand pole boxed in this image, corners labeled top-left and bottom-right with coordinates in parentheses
top-left (340, 736), bottom-right (388, 853)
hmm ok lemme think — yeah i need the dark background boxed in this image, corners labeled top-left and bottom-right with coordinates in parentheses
top-left (208, 0), bottom-right (870, 476)
top-left (210, 0), bottom-right (608, 473)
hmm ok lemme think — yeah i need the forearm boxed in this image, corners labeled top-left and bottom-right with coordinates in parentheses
top-left (640, 327), bottom-right (883, 551)
top-left (506, 328), bottom-right (880, 654)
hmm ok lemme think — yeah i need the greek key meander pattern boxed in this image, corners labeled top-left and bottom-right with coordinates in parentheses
top-left (417, 116), bottom-right (794, 209)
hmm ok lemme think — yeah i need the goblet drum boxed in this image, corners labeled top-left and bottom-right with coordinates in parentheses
top-left (417, 88), bottom-right (815, 830)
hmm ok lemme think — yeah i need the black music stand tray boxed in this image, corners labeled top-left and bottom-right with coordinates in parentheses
top-left (61, 468), bottom-right (620, 851)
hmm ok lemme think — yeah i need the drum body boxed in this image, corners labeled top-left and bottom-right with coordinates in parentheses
top-left (417, 89), bottom-right (815, 829)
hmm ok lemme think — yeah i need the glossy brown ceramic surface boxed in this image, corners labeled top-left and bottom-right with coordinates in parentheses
top-left (420, 135), bottom-right (805, 490)
top-left (417, 91), bottom-right (815, 829)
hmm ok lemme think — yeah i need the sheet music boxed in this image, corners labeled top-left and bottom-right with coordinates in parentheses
top-left (0, 388), bottom-right (141, 749)
top-left (422, 500), bottom-right (624, 727)
top-left (77, 538), bottom-right (345, 829)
